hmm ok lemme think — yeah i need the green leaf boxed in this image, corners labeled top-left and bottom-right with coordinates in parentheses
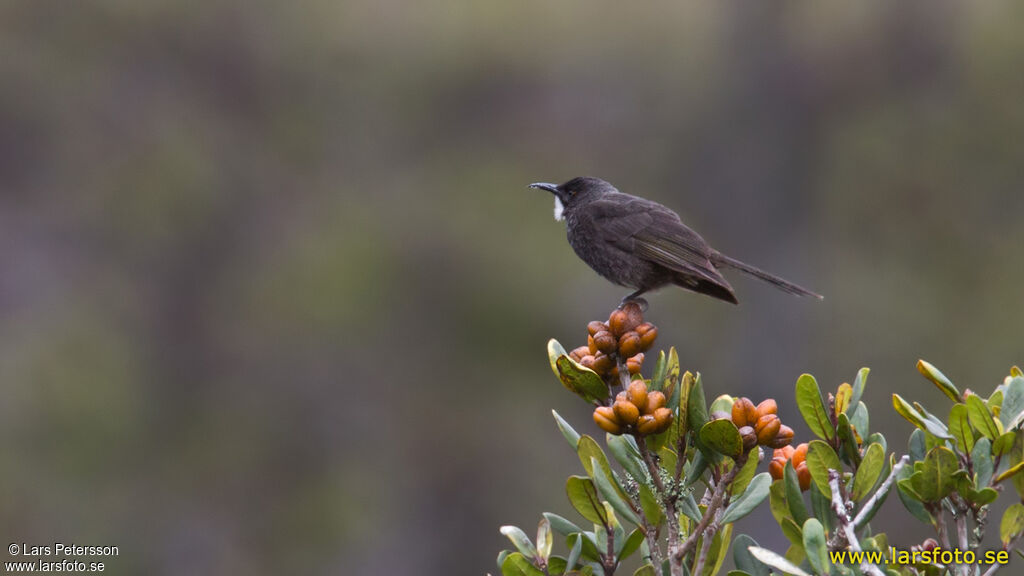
top-left (973, 437), bottom-right (994, 487)
top-left (688, 375), bottom-right (710, 449)
top-left (917, 360), bottom-right (960, 402)
top-left (501, 526), bottom-right (538, 558)
top-left (966, 393), bottom-right (1000, 440)
top-left (810, 486), bottom-right (834, 535)
top-left (849, 401), bottom-right (869, 440)
top-left (701, 523), bottom-right (732, 576)
top-left (783, 462), bottom-right (809, 526)
top-left (913, 401), bottom-right (952, 439)
top-left (710, 394), bottom-right (735, 416)
top-left (781, 516), bottom-right (804, 547)
top-left (747, 546), bottom-right (813, 576)
top-left (577, 437), bottom-right (615, 485)
top-left (606, 433), bottom-right (648, 483)
top-left (684, 450), bottom-right (709, 488)
top-left (651, 350), bottom-right (667, 392)
top-left (948, 404), bottom-right (974, 454)
top-left (768, 478), bottom-right (791, 526)
top-left (1000, 503), bottom-right (1024, 546)
top-left (638, 483), bottom-right (663, 526)
top-left (802, 518), bottom-right (829, 575)
top-left (806, 440), bottom-right (842, 498)
top-left (679, 492), bottom-right (702, 522)
top-left (501, 552), bottom-right (544, 576)
top-left (956, 475), bottom-right (999, 506)
top-left (906, 446), bottom-right (963, 502)
top-left (1012, 432), bottom-right (1024, 500)
top-left (722, 473), bottom-right (772, 524)
top-left (589, 457), bottom-right (640, 526)
top-left (733, 534), bottom-right (770, 576)
top-left (836, 412), bottom-right (862, 466)
top-left (849, 368), bottom-right (869, 415)
top-left (565, 534), bottom-right (583, 571)
top-left (994, 431), bottom-right (1016, 458)
top-left (549, 340), bottom-right (608, 404)
top-left (1001, 377), bottom-right (1024, 430)
top-left (543, 513), bottom-right (582, 537)
top-left (892, 394), bottom-right (952, 439)
top-left (853, 443), bottom-right (885, 501)
top-left (699, 419), bottom-right (743, 459)
top-left (894, 455), bottom-right (931, 523)
top-left (854, 461), bottom-right (891, 527)
top-left (553, 410), bottom-right (582, 450)
top-left (909, 428), bottom-right (926, 463)
top-left (566, 476), bottom-right (606, 525)
top-left (618, 528), bottom-right (645, 561)
top-left (995, 460), bottom-right (1024, 483)
top-left (733, 447), bottom-right (762, 494)
top-left (796, 374), bottom-right (834, 441)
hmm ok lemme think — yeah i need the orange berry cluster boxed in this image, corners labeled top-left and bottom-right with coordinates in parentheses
top-left (593, 379), bottom-right (673, 436)
top-left (719, 397), bottom-right (794, 451)
top-left (769, 443), bottom-right (810, 490)
top-left (568, 302), bottom-right (657, 379)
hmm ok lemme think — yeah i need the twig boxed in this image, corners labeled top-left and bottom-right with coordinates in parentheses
top-left (692, 506), bottom-right (723, 576)
top-left (638, 438), bottom-right (678, 576)
top-left (853, 455), bottom-right (909, 529)
top-left (932, 503), bottom-right (953, 551)
top-left (829, 471), bottom-right (886, 576)
top-left (602, 522), bottom-right (616, 576)
top-left (673, 452), bottom-right (747, 563)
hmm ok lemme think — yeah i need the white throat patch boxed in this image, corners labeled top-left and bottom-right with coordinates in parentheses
top-left (553, 197), bottom-right (565, 221)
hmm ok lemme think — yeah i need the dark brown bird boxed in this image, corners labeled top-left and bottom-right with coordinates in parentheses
top-left (529, 177), bottom-right (822, 306)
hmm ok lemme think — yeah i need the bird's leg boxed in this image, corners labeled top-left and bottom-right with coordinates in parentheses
top-left (619, 290), bottom-right (648, 311)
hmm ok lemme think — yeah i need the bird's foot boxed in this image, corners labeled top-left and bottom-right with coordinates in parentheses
top-left (618, 296), bottom-right (648, 312)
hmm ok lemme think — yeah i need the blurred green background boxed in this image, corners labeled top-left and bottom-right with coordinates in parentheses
top-left (2, 1), bottom-right (1023, 574)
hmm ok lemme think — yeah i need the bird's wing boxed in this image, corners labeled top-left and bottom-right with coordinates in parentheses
top-left (588, 195), bottom-right (726, 286)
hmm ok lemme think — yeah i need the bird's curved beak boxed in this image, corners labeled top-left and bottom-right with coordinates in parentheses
top-left (528, 182), bottom-right (560, 194)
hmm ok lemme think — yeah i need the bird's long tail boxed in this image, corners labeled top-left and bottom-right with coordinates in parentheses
top-left (710, 251), bottom-right (823, 299)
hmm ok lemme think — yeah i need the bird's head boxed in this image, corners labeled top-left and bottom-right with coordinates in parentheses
top-left (529, 177), bottom-right (614, 221)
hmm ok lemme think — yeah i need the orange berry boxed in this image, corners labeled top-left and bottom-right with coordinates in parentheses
top-left (796, 462), bottom-right (811, 491)
top-left (569, 346), bottom-right (589, 362)
top-left (635, 323), bottom-right (658, 351)
top-left (593, 331), bottom-right (617, 355)
top-left (652, 407), bottom-right (673, 432)
top-left (644, 390), bottom-right (666, 414)
top-left (579, 355), bottom-right (596, 371)
top-left (594, 406), bottom-right (621, 434)
top-left (756, 399), bottom-right (778, 418)
top-left (587, 321), bottom-right (608, 336)
top-left (608, 310), bottom-right (629, 337)
top-left (618, 331), bottom-right (642, 358)
top-left (627, 380), bottom-right (648, 411)
top-left (636, 414), bottom-right (659, 436)
top-left (626, 354), bottom-right (644, 375)
top-left (769, 458), bottom-right (785, 480)
top-left (613, 400), bottom-right (640, 425)
top-left (756, 416), bottom-right (781, 446)
top-left (732, 397), bottom-right (756, 427)
top-left (792, 443), bottom-right (808, 468)
top-left (592, 352), bottom-right (614, 376)
top-left (770, 425), bottom-right (794, 449)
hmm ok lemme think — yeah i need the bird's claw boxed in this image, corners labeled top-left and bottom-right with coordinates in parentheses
top-left (618, 296), bottom-right (648, 312)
